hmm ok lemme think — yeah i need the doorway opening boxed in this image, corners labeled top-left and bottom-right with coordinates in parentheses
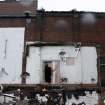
top-left (43, 61), bottom-right (60, 84)
top-left (44, 62), bottom-right (52, 83)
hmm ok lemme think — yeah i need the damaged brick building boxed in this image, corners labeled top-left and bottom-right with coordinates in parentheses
top-left (0, 0), bottom-right (105, 105)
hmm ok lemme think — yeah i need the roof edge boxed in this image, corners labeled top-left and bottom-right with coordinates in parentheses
top-left (37, 9), bottom-right (105, 18)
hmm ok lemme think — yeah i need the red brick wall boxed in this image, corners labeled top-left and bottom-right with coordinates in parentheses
top-left (0, 15), bottom-right (103, 50)
top-left (0, 18), bottom-right (39, 41)
top-left (39, 15), bottom-right (105, 46)
top-left (80, 18), bottom-right (105, 44)
top-left (0, 1), bottom-right (37, 15)
top-left (0, 15), bottom-right (104, 50)
top-left (42, 16), bottom-right (74, 42)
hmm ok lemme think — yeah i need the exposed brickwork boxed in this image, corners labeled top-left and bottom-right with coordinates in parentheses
top-left (0, 18), bottom-right (39, 41)
top-left (0, 12), bottom-right (104, 50)
top-left (0, 0), bottom-right (37, 15)
top-left (38, 14), bottom-right (105, 47)
top-left (42, 16), bottom-right (74, 42)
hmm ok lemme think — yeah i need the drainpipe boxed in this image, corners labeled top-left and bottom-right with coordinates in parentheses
top-left (21, 12), bottom-right (33, 84)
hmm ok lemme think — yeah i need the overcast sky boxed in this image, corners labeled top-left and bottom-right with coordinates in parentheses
top-left (38, 0), bottom-right (105, 12)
